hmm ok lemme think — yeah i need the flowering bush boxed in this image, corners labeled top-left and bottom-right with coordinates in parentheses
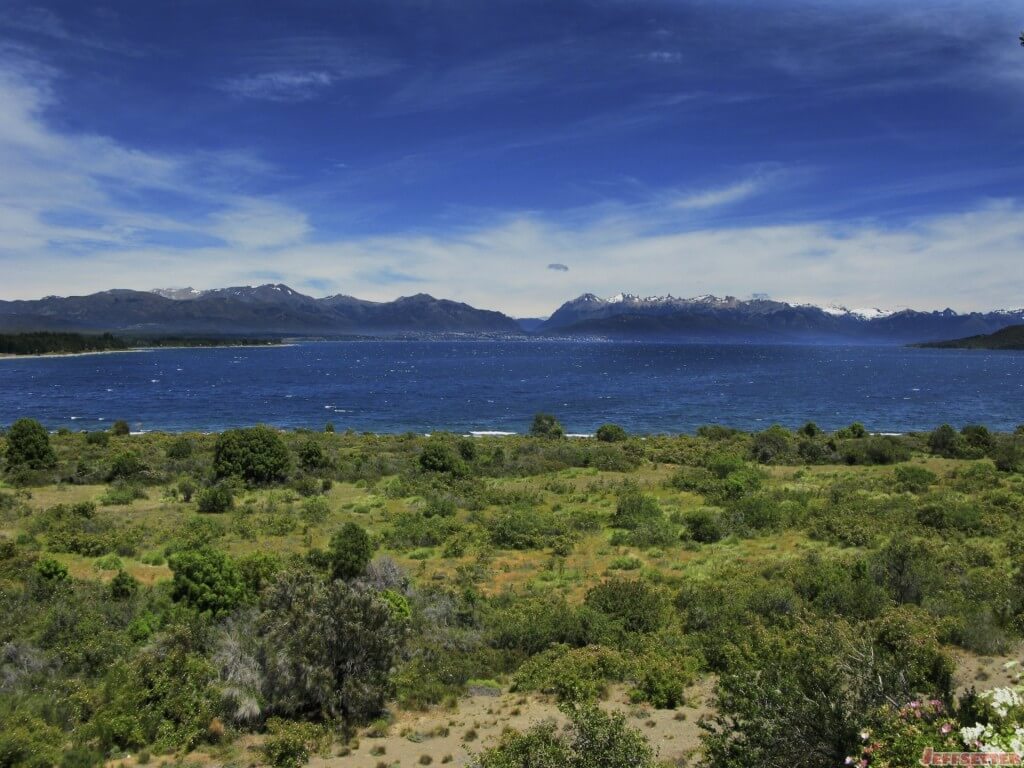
top-left (960, 686), bottom-right (1024, 754)
top-left (849, 686), bottom-right (1024, 767)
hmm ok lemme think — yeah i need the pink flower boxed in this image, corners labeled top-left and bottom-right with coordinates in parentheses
top-left (940, 722), bottom-right (953, 734)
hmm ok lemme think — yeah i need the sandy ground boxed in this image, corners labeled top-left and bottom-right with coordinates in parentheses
top-left (304, 680), bottom-right (714, 768)
top-left (951, 642), bottom-right (1024, 694)
top-left (154, 679), bottom-right (715, 768)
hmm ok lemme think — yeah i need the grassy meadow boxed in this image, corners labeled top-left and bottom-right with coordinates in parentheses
top-left (2, 418), bottom-right (1024, 767)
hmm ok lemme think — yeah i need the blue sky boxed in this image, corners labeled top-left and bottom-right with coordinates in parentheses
top-left (1, 0), bottom-right (1023, 315)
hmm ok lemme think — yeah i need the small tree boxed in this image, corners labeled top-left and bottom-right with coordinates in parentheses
top-left (259, 568), bottom-right (403, 721)
top-left (169, 547), bottom-right (245, 616)
top-left (197, 483), bottom-right (234, 513)
top-left (419, 441), bottom-right (461, 473)
top-left (298, 440), bottom-right (328, 472)
top-left (111, 420), bottom-right (131, 436)
top-left (595, 424), bottom-right (627, 443)
top-left (4, 418), bottom-right (56, 469)
top-left (530, 413), bottom-right (564, 439)
top-left (110, 569), bottom-right (139, 600)
top-left (928, 424), bottom-right (963, 458)
top-left (329, 522), bottom-right (373, 581)
top-left (213, 425), bottom-right (291, 484)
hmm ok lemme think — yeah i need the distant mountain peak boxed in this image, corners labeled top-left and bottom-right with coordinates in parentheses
top-left (151, 287), bottom-right (203, 300)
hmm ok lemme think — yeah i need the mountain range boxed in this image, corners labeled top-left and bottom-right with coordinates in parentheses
top-left (0, 285), bottom-right (1021, 344)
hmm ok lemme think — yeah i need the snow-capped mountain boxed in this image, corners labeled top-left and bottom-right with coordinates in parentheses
top-left (539, 293), bottom-right (1024, 343)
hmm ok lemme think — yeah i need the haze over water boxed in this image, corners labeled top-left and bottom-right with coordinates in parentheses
top-left (2, 341), bottom-right (1021, 434)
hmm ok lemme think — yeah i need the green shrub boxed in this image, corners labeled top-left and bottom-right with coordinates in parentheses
top-left (630, 652), bottom-right (697, 709)
top-left (109, 568), bottom-right (138, 599)
top-left (300, 495), bottom-right (330, 524)
top-left (35, 556), bottom-right (69, 581)
top-left (610, 489), bottom-right (661, 530)
top-left (107, 451), bottom-right (146, 481)
top-left (473, 704), bottom-right (655, 768)
top-left (682, 507), bottom-right (726, 543)
top-left (261, 718), bottom-right (329, 768)
top-left (85, 430), bottom-right (110, 447)
top-left (607, 555), bottom-right (642, 571)
top-left (749, 425), bottom-right (793, 464)
top-left (512, 645), bottom-right (631, 702)
top-left (166, 435), bottom-right (194, 459)
top-left (584, 578), bottom-right (667, 634)
top-left (100, 481), bottom-right (147, 506)
top-left (893, 464), bottom-right (937, 493)
top-left (595, 424), bottom-right (628, 443)
top-left (197, 483), bottom-right (234, 513)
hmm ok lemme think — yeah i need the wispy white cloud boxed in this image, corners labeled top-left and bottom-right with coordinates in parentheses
top-left (209, 200), bottom-right (310, 249)
top-left (216, 35), bottom-right (399, 102)
top-left (218, 70), bottom-right (334, 102)
top-left (673, 178), bottom-right (764, 210)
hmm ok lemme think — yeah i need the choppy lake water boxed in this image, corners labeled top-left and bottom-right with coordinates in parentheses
top-left (1, 340), bottom-right (1021, 434)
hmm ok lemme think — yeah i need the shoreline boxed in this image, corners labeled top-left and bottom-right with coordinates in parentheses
top-left (0, 342), bottom-right (291, 360)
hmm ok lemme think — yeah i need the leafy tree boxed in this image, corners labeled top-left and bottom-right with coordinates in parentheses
top-left (4, 418), bottom-right (56, 469)
top-left (213, 425), bottom-right (291, 484)
top-left (749, 425), bottom-right (793, 464)
top-left (928, 424), bottom-right (964, 458)
top-left (595, 423), bottom-right (627, 443)
top-left (258, 568), bottom-right (404, 721)
top-left (419, 441), bottom-right (462, 473)
top-left (297, 440), bottom-right (329, 472)
top-left (111, 420), bottom-right (131, 436)
top-left (169, 547), bottom-right (245, 616)
top-left (329, 522), bottom-right (373, 581)
top-left (961, 423), bottom-right (994, 452)
top-left (530, 413), bottom-right (564, 439)
top-left (798, 421), bottom-right (822, 438)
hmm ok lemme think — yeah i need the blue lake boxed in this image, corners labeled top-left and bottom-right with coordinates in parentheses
top-left (0, 340), bottom-right (1021, 434)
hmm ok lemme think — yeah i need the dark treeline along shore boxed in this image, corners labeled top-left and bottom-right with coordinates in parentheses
top-left (915, 324), bottom-right (1024, 351)
top-left (2, 415), bottom-right (1024, 766)
top-left (0, 331), bottom-right (281, 356)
